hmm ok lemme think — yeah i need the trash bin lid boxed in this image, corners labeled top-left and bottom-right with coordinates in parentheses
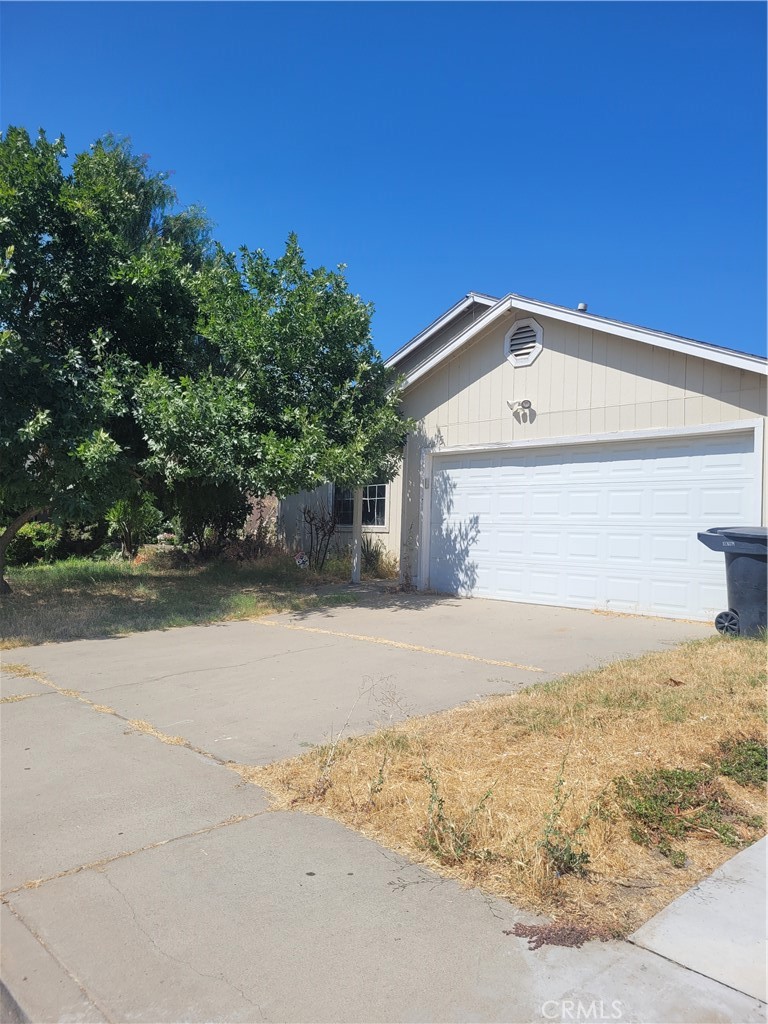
top-left (697, 526), bottom-right (768, 554)
top-left (717, 527), bottom-right (768, 542)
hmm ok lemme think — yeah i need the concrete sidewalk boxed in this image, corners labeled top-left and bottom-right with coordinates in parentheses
top-left (1, 602), bottom-right (763, 1023)
top-left (3, 810), bottom-right (765, 1024)
top-left (631, 837), bottom-right (767, 1004)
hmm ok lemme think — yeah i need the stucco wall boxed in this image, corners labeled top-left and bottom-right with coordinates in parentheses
top-left (395, 310), bottom-right (767, 584)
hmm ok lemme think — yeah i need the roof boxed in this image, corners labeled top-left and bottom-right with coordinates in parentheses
top-left (387, 292), bottom-right (767, 387)
top-left (386, 292), bottom-right (498, 368)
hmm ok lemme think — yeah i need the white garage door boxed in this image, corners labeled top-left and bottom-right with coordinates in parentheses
top-left (427, 430), bottom-right (760, 620)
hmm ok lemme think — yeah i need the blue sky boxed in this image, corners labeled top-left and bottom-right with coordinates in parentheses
top-left (2, 1), bottom-right (765, 357)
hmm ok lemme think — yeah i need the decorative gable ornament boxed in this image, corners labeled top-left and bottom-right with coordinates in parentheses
top-left (504, 317), bottom-right (543, 367)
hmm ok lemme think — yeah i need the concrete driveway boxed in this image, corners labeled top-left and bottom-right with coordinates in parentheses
top-left (1, 596), bottom-right (763, 1023)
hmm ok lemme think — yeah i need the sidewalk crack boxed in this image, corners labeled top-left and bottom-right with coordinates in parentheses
top-left (1, 812), bottom-right (268, 899)
top-left (102, 874), bottom-right (268, 1020)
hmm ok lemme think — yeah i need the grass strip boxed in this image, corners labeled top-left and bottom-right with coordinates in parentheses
top-left (1, 554), bottom-right (360, 648)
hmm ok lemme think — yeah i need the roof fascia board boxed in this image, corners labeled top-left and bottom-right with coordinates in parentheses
top-left (399, 298), bottom-right (513, 387)
top-left (507, 295), bottom-right (767, 375)
top-left (399, 294), bottom-right (766, 388)
top-left (386, 292), bottom-right (498, 368)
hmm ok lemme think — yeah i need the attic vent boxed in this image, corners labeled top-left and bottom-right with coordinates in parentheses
top-left (504, 317), bottom-right (543, 367)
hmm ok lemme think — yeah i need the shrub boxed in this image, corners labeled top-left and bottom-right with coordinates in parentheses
top-left (132, 545), bottom-right (190, 569)
top-left (244, 496), bottom-right (278, 557)
top-left (5, 521), bottom-right (63, 565)
top-left (59, 521), bottom-right (108, 558)
top-left (538, 765), bottom-right (592, 877)
top-left (172, 482), bottom-right (250, 556)
top-left (420, 762), bottom-right (493, 864)
top-left (106, 493), bottom-right (164, 559)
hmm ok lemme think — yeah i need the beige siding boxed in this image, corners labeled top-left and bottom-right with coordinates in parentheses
top-left (396, 311), bottom-right (767, 582)
top-left (279, 478), bottom-right (402, 560)
top-left (393, 300), bottom-right (494, 381)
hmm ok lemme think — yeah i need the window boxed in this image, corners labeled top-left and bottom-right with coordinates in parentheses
top-left (504, 317), bottom-right (543, 367)
top-left (334, 483), bottom-right (387, 527)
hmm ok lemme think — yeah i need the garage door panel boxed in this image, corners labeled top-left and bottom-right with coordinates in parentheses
top-left (467, 493), bottom-right (492, 516)
top-left (651, 579), bottom-right (693, 615)
top-left (566, 533), bottom-right (601, 560)
top-left (497, 530), bottom-right (525, 556)
top-left (531, 491), bottom-right (560, 516)
top-left (497, 567), bottom-right (525, 597)
top-left (564, 574), bottom-right (600, 601)
top-left (608, 490), bottom-right (644, 516)
top-left (499, 496), bottom-right (525, 519)
top-left (497, 463), bottom-right (527, 482)
top-left (530, 531), bottom-right (561, 557)
top-left (700, 487), bottom-right (749, 518)
top-left (651, 534), bottom-right (691, 565)
top-left (568, 491), bottom-right (601, 517)
top-left (569, 459), bottom-right (603, 478)
top-left (530, 572), bottom-right (559, 599)
top-left (651, 489), bottom-right (690, 517)
top-left (428, 431), bottom-right (758, 620)
top-left (607, 533), bottom-right (643, 562)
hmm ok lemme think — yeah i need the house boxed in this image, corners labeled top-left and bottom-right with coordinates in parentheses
top-left (280, 292), bottom-right (767, 621)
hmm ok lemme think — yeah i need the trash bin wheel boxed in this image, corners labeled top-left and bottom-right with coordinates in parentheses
top-left (715, 610), bottom-right (740, 636)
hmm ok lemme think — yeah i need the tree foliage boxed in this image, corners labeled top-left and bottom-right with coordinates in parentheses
top-left (0, 126), bottom-right (209, 587)
top-left (141, 236), bottom-right (408, 496)
top-left (0, 126), bottom-right (409, 591)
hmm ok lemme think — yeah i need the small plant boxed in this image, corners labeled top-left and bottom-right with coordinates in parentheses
top-left (359, 536), bottom-right (398, 578)
top-left (364, 724), bottom-right (411, 809)
top-left (366, 748), bottom-right (389, 807)
top-left (717, 737), bottom-right (767, 788)
top-left (105, 493), bottom-right (163, 559)
top-left (537, 762), bottom-right (592, 877)
top-left (420, 762), bottom-right (493, 864)
top-left (361, 534), bottom-right (380, 572)
top-left (615, 767), bottom-right (762, 866)
top-left (301, 498), bottom-right (338, 571)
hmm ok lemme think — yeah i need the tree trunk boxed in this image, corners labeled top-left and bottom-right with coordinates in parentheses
top-left (120, 524), bottom-right (133, 560)
top-left (0, 508), bottom-right (46, 594)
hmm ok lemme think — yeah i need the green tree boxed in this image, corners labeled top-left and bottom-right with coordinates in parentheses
top-left (0, 127), bottom-right (209, 589)
top-left (1, 127), bottom-right (409, 591)
top-left (140, 236), bottom-right (409, 499)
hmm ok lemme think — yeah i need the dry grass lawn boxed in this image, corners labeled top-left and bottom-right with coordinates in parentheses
top-left (247, 635), bottom-right (767, 936)
top-left (0, 554), bottom-right (359, 648)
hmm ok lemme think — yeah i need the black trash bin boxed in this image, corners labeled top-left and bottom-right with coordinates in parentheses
top-left (697, 527), bottom-right (768, 637)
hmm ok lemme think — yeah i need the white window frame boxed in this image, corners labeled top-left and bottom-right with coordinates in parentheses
top-left (334, 482), bottom-right (389, 533)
